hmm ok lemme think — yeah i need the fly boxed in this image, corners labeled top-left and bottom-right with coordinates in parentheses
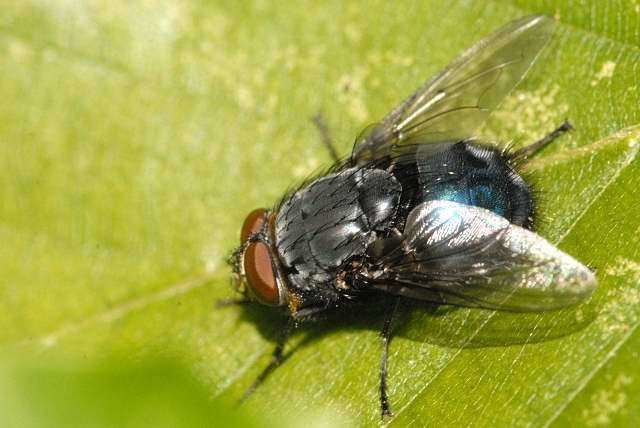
top-left (226, 15), bottom-right (597, 418)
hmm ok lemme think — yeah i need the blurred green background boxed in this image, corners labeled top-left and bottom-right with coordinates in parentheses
top-left (1, 1), bottom-right (639, 427)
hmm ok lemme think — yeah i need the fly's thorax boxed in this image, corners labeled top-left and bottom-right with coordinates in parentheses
top-left (272, 166), bottom-right (402, 306)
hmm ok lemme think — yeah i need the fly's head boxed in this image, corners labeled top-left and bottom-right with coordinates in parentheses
top-left (229, 208), bottom-right (288, 307)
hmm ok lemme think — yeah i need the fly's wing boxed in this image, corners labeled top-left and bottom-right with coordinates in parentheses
top-left (352, 15), bottom-right (555, 164)
top-left (369, 201), bottom-right (596, 311)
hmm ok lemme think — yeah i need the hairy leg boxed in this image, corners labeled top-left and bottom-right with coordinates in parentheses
top-left (380, 297), bottom-right (401, 419)
top-left (312, 112), bottom-right (340, 162)
top-left (215, 297), bottom-right (251, 308)
top-left (239, 317), bottom-right (295, 404)
top-left (512, 120), bottom-right (574, 160)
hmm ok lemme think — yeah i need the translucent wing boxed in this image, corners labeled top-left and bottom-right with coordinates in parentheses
top-left (352, 15), bottom-right (555, 164)
top-left (368, 201), bottom-right (596, 311)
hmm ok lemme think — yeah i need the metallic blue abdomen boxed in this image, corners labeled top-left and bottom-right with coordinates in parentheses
top-left (429, 183), bottom-right (508, 217)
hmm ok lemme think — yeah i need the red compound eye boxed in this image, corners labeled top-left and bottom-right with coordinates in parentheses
top-left (243, 241), bottom-right (280, 306)
top-left (241, 208), bottom-right (266, 243)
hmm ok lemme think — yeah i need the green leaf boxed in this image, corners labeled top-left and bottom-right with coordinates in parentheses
top-left (1, 1), bottom-right (639, 427)
top-left (0, 358), bottom-right (265, 428)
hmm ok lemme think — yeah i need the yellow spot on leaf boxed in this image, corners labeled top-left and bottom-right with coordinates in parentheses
top-left (8, 38), bottom-right (33, 62)
top-left (582, 373), bottom-right (633, 425)
top-left (336, 68), bottom-right (370, 122)
top-left (481, 85), bottom-right (569, 144)
top-left (599, 258), bottom-right (640, 333)
top-left (591, 61), bottom-right (617, 86)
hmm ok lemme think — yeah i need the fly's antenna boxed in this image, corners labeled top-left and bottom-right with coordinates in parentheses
top-left (511, 120), bottom-right (574, 161)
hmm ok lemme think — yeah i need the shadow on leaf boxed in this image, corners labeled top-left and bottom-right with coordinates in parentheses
top-left (225, 292), bottom-right (599, 352)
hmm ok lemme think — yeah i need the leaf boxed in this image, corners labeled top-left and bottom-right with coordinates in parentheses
top-left (0, 1), bottom-right (639, 427)
top-left (0, 357), bottom-right (265, 428)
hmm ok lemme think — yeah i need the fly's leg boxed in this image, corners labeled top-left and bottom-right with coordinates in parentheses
top-left (380, 297), bottom-right (401, 419)
top-left (239, 317), bottom-right (295, 404)
top-left (512, 120), bottom-right (574, 160)
top-left (312, 112), bottom-right (340, 162)
top-left (215, 297), bottom-right (251, 308)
